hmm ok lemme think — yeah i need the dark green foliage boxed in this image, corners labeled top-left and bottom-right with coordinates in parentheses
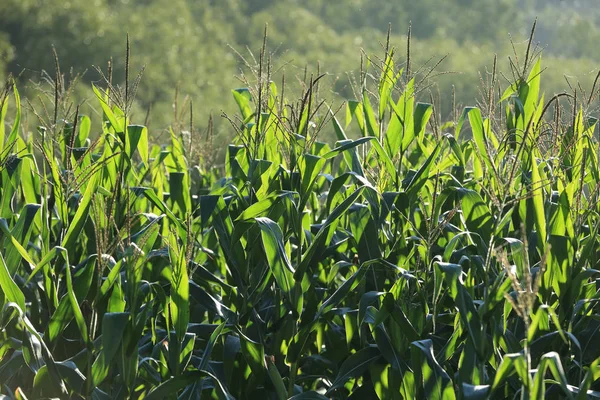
top-left (1, 32), bottom-right (600, 399)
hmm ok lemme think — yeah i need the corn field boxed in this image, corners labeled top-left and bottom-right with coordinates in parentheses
top-left (0, 34), bottom-right (600, 399)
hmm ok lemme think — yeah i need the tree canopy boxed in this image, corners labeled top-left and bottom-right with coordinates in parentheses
top-left (1, 0), bottom-right (599, 137)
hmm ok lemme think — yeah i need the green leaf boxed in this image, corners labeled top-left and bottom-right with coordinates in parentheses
top-left (323, 137), bottom-right (372, 159)
top-left (531, 352), bottom-right (573, 400)
top-left (390, 78), bottom-right (415, 153)
top-left (530, 154), bottom-right (547, 249)
top-left (289, 392), bottom-right (330, 400)
top-left (238, 330), bottom-right (265, 383)
top-left (4, 84), bottom-right (21, 151)
top-left (404, 142), bottom-right (441, 201)
top-left (92, 84), bottom-right (124, 133)
top-left (466, 107), bottom-right (496, 174)
top-left (232, 88), bottom-right (253, 120)
top-left (295, 185), bottom-right (366, 280)
top-left (457, 188), bottom-right (494, 243)
top-left (0, 252), bottom-right (25, 312)
top-left (145, 370), bottom-right (208, 400)
top-left (378, 52), bottom-right (400, 122)
top-left (325, 346), bottom-right (381, 395)
top-left (235, 191), bottom-right (295, 222)
top-left (491, 353), bottom-right (528, 391)
top-left (462, 384), bottom-right (490, 400)
top-left (0, 90), bottom-right (8, 150)
top-left (169, 231), bottom-right (190, 344)
top-left (133, 186), bottom-right (187, 239)
top-left (2, 204), bottom-right (41, 275)
top-left (64, 261), bottom-right (90, 346)
top-left (299, 153), bottom-right (326, 208)
top-left (413, 102), bottom-right (433, 140)
top-left (198, 320), bottom-right (227, 372)
top-left (0, 218), bottom-right (38, 275)
top-left (436, 262), bottom-right (484, 357)
top-left (318, 263), bottom-right (368, 317)
top-left (410, 339), bottom-right (456, 400)
top-left (331, 109), bottom-right (349, 141)
top-left (127, 124), bottom-right (149, 165)
top-left (62, 169), bottom-right (100, 253)
top-left (92, 312), bottom-right (130, 386)
top-left (266, 356), bottom-right (287, 400)
top-left (256, 217), bottom-right (300, 316)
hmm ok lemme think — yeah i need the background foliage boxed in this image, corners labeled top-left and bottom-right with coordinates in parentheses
top-left (3, 0), bottom-right (600, 139)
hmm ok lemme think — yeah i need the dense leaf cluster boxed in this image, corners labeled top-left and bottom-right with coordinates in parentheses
top-left (0, 40), bottom-right (600, 399)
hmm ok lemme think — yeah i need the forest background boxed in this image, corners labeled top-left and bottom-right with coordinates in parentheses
top-left (1, 0), bottom-right (599, 148)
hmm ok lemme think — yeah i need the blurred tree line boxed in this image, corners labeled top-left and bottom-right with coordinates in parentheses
top-left (1, 0), bottom-right (600, 142)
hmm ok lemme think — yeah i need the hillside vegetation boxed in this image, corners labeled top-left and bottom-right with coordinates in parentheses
top-left (2, 0), bottom-right (600, 136)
